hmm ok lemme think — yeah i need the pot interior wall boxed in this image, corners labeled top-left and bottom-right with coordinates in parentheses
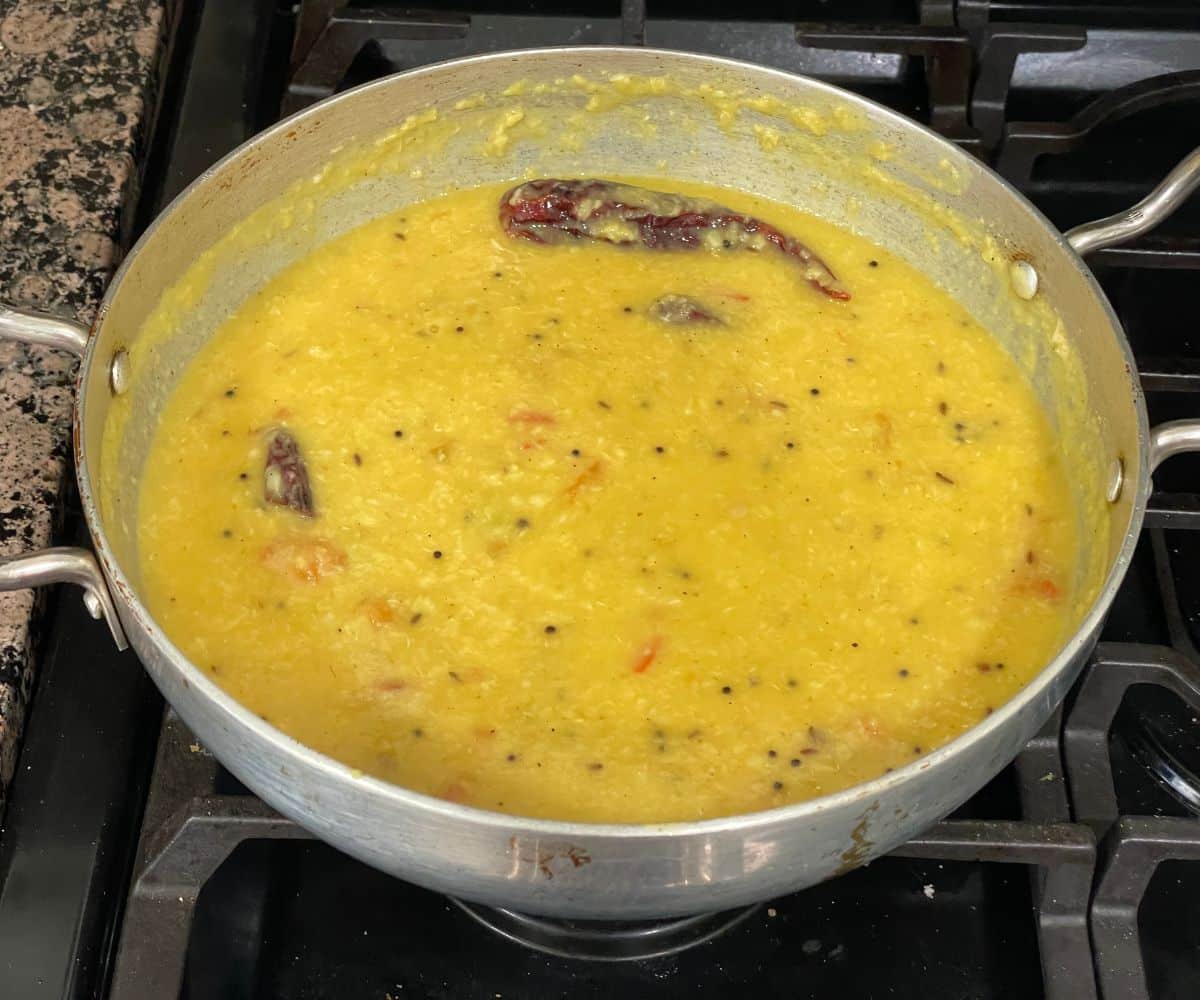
top-left (87, 50), bottom-right (1135, 630)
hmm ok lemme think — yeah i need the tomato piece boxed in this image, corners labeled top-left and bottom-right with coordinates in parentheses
top-left (632, 634), bottom-right (664, 673)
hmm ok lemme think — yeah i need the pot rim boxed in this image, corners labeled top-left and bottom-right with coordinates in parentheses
top-left (75, 45), bottom-right (1150, 839)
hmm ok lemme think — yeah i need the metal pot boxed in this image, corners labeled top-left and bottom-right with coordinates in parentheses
top-left (1, 48), bottom-right (1198, 920)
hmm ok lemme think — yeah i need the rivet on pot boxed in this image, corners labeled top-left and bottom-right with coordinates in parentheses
top-left (82, 590), bottom-right (103, 620)
top-left (109, 349), bottom-right (130, 395)
top-left (1106, 456), bottom-right (1125, 503)
top-left (1010, 260), bottom-right (1038, 300)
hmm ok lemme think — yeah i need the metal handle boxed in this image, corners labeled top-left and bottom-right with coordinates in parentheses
top-left (1149, 420), bottom-right (1200, 475)
top-left (1065, 147), bottom-right (1200, 256)
top-left (0, 308), bottom-right (126, 647)
top-left (1063, 156), bottom-right (1200, 488)
top-left (0, 548), bottom-right (127, 649)
top-left (0, 305), bottom-right (89, 357)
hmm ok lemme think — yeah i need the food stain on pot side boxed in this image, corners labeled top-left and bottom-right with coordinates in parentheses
top-left (837, 800), bottom-right (880, 875)
top-left (133, 178), bottom-right (1084, 824)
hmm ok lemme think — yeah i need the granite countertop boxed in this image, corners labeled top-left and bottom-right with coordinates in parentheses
top-left (0, 0), bottom-right (166, 816)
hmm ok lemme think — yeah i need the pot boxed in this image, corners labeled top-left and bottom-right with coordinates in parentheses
top-left (1, 48), bottom-right (1198, 919)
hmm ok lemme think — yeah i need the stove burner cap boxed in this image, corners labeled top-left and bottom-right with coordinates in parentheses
top-left (449, 899), bottom-right (760, 961)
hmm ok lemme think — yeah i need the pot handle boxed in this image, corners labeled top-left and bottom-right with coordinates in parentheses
top-left (0, 304), bottom-right (90, 355)
top-left (0, 548), bottom-right (127, 649)
top-left (1150, 420), bottom-right (1200, 475)
top-left (1065, 146), bottom-right (1200, 255)
top-left (0, 306), bottom-right (128, 649)
top-left (1062, 151), bottom-right (1200, 483)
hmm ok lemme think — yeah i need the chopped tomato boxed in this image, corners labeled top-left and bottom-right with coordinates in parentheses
top-left (565, 459), bottom-right (604, 500)
top-left (1030, 577), bottom-right (1060, 600)
top-left (632, 634), bottom-right (664, 673)
top-left (260, 535), bottom-right (347, 583)
top-left (508, 409), bottom-right (556, 425)
top-left (362, 597), bottom-right (402, 627)
top-left (441, 782), bottom-right (468, 803)
top-left (1011, 576), bottom-right (1062, 601)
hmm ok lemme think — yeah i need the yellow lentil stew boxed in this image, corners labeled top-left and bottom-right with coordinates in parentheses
top-left (136, 178), bottom-right (1080, 823)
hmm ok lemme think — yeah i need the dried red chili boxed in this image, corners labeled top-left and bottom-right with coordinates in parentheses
top-left (499, 179), bottom-right (849, 301)
top-left (263, 427), bottom-right (314, 517)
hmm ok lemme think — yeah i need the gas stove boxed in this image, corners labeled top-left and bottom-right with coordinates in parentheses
top-left (1, 1), bottom-right (1199, 997)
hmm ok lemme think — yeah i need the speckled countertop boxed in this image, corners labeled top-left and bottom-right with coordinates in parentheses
top-left (0, 0), bottom-right (167, 815)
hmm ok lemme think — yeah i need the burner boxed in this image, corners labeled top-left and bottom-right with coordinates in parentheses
top-left (1108, 528), bottom-right (1200, 819)
top-left (1124, 713), bottom-right (1200, 816)
top-left (449, 899), bottom-right (760, 961)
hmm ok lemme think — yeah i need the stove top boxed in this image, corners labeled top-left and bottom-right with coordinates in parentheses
top-left (2, 1), bottom-right (1200, 998)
